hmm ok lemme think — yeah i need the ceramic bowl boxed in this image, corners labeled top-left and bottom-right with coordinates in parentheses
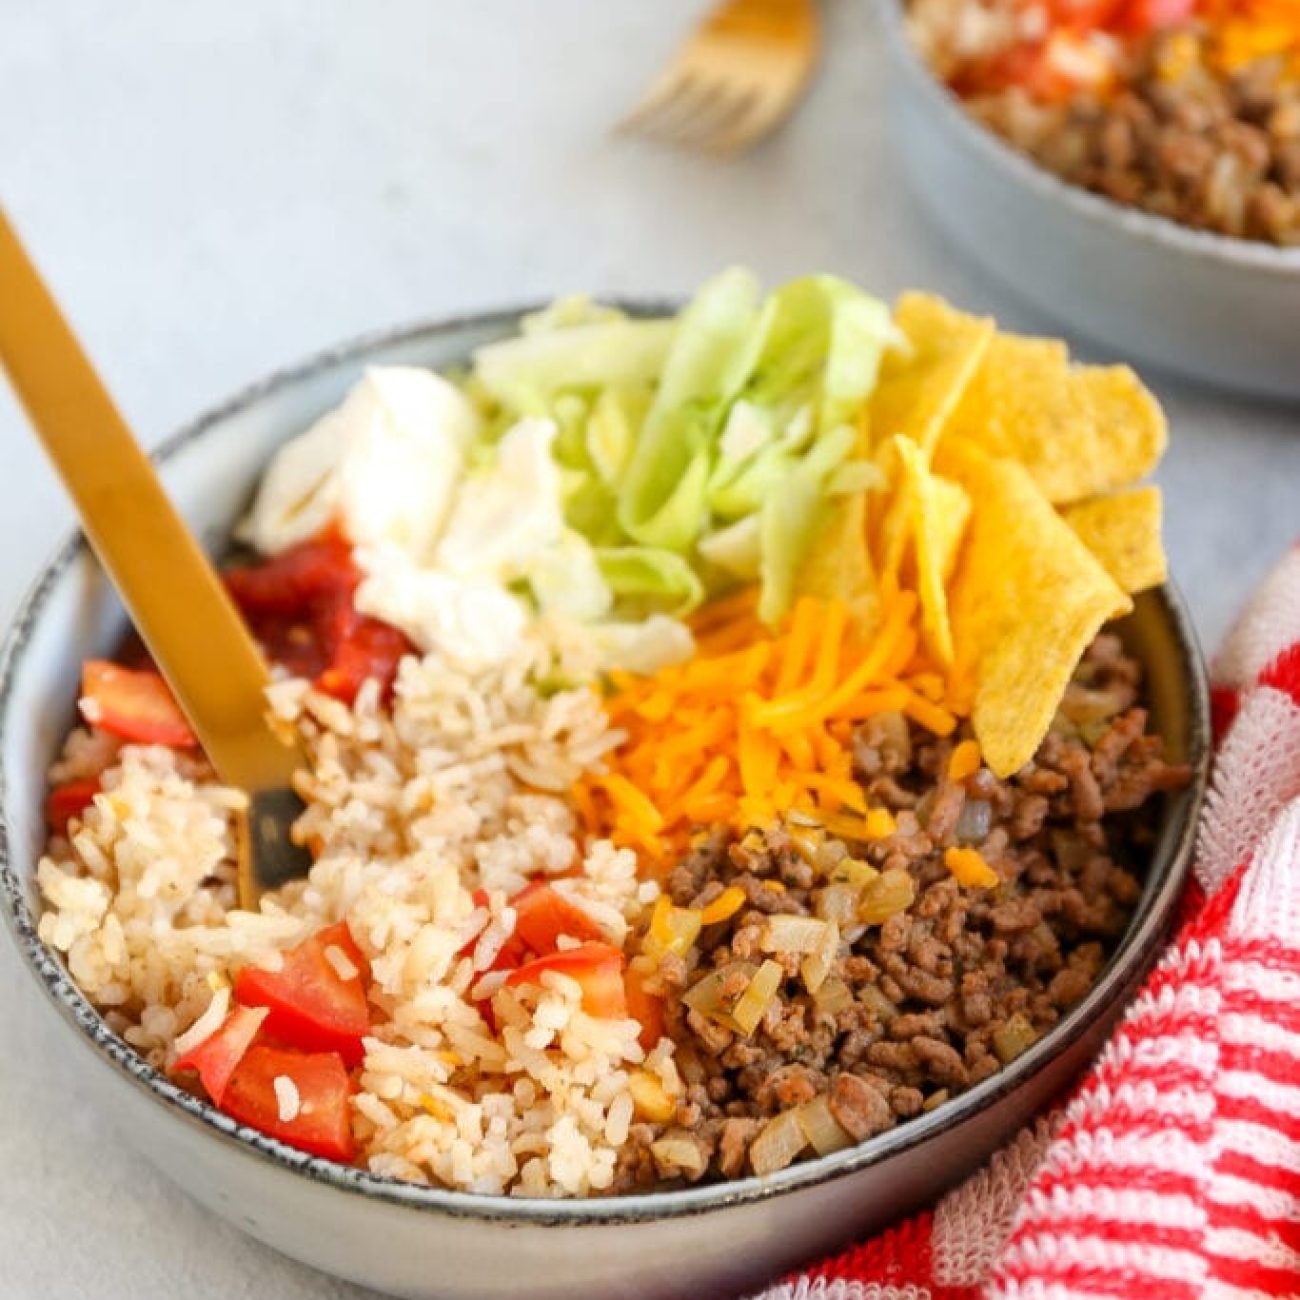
top-left (875, 0), bottom-right (1300, 401)
top-left (0, 308), bottom-right (1210, 1300)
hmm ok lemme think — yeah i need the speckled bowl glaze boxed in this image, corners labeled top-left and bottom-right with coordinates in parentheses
top-left (876, 0), bottom-right (1300, 401)
top-left (0, 309), bottom-right (1210, 1300)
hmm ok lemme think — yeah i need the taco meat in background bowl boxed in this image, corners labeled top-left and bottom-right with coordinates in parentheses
top-left (876, 0), bottom-right (1300, 400)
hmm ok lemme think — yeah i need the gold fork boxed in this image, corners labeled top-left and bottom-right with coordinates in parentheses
top-left (620, 0), bottom-right (821, 156)
top-left (0, 209), bottom-right (310, 910)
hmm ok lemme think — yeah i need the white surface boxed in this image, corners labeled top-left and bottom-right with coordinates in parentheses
top-left (0, 3), bottom-right (1296, 1297)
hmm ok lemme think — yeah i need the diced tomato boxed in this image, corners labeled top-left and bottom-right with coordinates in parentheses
top-left (974, 30), bottom-right (1112, 103)
top-left (1112, 0), bottom-right (1195, 34)
top-left (44, 777), bottom-right (102, 835)
top-left (242, 612), bottom-right (332, 682)
top-left (234, 922), bottom-right (370, 1067)
top-left (1043, 0), bottom-right (1126, 29)
top-left (510, 882), bottom-right (607, 956)
top-left (223, 531), bottom-right (358, 614)
top-left (79, 661), bottom-right (197, 747)
top-left (505, 942), bottom-right (628, 1019)
top-left (316, 919), bottom-right (372, 983)
top-left (225, 532), bottom-right (415, 705)
top-left (623, 964), bottom-right (665, 1052)
top-left (173, 1003), bottom-right (268, 1105)
top-left (220, 1044), bottom-right (354, 1161)
top-left (314, 605), bottom-right (414, 703)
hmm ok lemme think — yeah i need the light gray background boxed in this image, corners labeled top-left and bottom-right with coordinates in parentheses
top-left (0, 2), bottom-right (1296, 1296)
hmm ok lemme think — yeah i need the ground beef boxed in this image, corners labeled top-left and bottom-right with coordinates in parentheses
top-left (629, 634), bottom-right (1189, 1187)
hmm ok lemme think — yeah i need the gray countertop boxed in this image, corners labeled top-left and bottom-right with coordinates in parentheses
top-left (1, 3), bottom-right (1296, 1296)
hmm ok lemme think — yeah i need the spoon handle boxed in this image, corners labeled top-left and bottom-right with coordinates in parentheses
top-left (0, 208), bottom-right (299, 794)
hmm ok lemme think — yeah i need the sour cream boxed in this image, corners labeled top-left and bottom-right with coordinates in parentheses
top-left (241, 366), bottom-right (479, 559)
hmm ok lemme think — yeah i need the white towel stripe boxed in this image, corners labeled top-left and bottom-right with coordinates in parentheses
top-left (1207, 1172), bottom-right (1300, 1224)
top-left (1217, 1068), bottom-right (1300, 1118)
top-left (1218, 1010), bottom-right (1300, 1060)
top-left (999, 1234), bottom-right (1206, 1286)
top-left (1217, 1119), bottom-right (1300, 1174)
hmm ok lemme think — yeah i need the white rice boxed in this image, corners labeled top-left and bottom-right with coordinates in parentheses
top-left (37, 636), bottom-right (674, 1197)
top-left (273, 1075), bottom-right (301, 1123)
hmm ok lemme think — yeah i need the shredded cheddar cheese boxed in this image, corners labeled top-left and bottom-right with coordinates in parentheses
top-left (947, 739), bottom-right (982, 783)
top-left (577, 588), bottom-right (963, 864)
top-left (944, 847), bottom-right (1000, 890)
top-left (1203, 0), bottom-right (1300, 78)
top-left (699, 886), bottom-right (747, 926)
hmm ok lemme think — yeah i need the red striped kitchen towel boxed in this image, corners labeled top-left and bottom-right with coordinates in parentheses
top-left (755, 544), bottom-right (1300, 1300)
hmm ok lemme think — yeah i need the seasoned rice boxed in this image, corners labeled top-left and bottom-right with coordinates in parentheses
top-left (38, 635), bottom-right (662, 1198)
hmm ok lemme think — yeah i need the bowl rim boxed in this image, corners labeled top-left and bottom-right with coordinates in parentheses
top-left (875, 0), bottom-right (1300, 275)
top-left (0, 304), bottom-right (1211, 1226)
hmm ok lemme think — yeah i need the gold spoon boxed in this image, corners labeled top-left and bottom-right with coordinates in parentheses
top-left (0, 207), bottom-right (309, 908)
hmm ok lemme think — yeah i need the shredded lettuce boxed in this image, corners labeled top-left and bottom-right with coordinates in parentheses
top-left (698, 515), bottom-right (762, 582)
top-left (586, 386), bottom-right (647, 485)
top-left (467, 268), bottom-right (895, 640)
top-left (616, 268), bottom-right (765, 550)
top-left (530, 532), bottom-right (613, 622)
top-left (474, 318), bottom-right (676, 413)
top-left (759, 425), bottom-right (859, 626)
top-left (596, 545), bottom-right (705, 618)
top-left (588, 616), bottom-right (695, 675)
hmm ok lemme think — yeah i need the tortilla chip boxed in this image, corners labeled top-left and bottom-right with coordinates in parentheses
top-left (869, 294), bottom-right (995, 457)
top-left (800, 421), bottom-right (881, 633)
top-left (945, 444), bottom-right (1133, 777)
top-left (896, 440), bottom-right (970, 667)
top-left (1062, 486), bottom-right (1167, 595)
top-left (871, 437), bottom-right (912, 586)
top-left (942, 332), bottom-right (1166, 504)
top-left (799, 489), bottom-right (880, 634)
top-left (929, 475), bottom-right (971, 585)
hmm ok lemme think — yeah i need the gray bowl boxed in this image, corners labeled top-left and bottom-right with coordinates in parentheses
top-left (876, 0), bottom-right (1300, 400)
top-left (0, 308), bottom-right (1210, 1300)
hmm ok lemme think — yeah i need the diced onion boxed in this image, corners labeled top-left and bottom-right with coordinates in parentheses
top-left (750, 1108), bottom-right (809, 1175)
top-left (646, 898), bottom-right (703, 960)
top-left (796, 1095), bottom-right (853, 1156)
top-left (1060, 686), bottom-right (1128, 725)
top-left (800, 919), bottom-right (839, 995)
top-left (814, 837), bottom-right (849, 875)
top-left (858, 868), bottom-right (916, 923)
top-left (993, 1012), bottom-right (1038, 1064)
top-left (760, 915), bottom-right (829, 955)
top-left (730, 959), bottom-right (784, 1035)
top-left (831, 857), bottom-right (879, 889)
top-left (786, 808), bottom-right (822, 829)
top-left (858, 983), bottom-right (898, 1023)
top-left (682, 961), bottom-right (756, 1027)
top-left (785, 828), bottom-right (822, 865)
top-left (651, 1137), bottom-right (706, 1177)
top-left (955, 799), bottom-right (992, 845)
top-left (812, 976), bottom-right (854, 1018)
top-left (815, 883), bottom-right (860, 927)
top-left (628, 1070), bottom-right (677, 1123)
